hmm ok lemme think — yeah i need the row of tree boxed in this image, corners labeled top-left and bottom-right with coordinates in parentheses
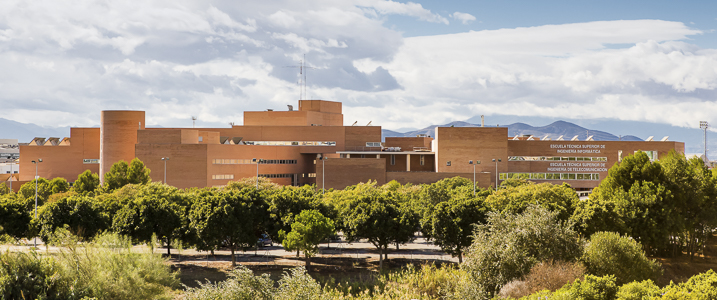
top-left (1, 150), bottom-right (715, 269)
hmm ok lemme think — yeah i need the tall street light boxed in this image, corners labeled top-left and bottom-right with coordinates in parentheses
top-left (252, 158), bottom-right (262, 189)
top-left (31, 158), bottom-right (42, 248)
top-left (319, 154), bottom-right (328, 194)
top-left (700, 121), bottom-right (709, 162)
top-left (161, 157), bottom-right (169, 184)
top-left (469, 160), bottom-right (480, 196)
top-left (492, 158), bottom-right (501, 190)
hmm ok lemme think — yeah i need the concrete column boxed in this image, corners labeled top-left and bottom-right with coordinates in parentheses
top-left (406, 154), bottom-right (411, 171)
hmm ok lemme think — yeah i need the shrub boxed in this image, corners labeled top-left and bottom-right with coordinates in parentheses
top-left (462, 205), bottom-right (583, 298)
top-left (659, 269), bottom-right (717, 299)
top-left (499, 260), bottom-right (585, 298)
top-left (581, 232), bottom-right (661, 285)
top-left (616, 280), bottom-right (660, 300)
top-left (275, 267), bottom-right (323, 300)
top-left (0, 250), bottom-right (74, 300)
top-left (183, 266), bottom-right (274, 300)
top-left (519, 275), bottom-right (617, 300)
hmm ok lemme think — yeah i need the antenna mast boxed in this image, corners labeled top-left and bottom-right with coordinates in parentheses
top-left (284, 54), bottom-right (315, 100)
top-left (192, 116), bottom-right (197, 128)
top-left (701, 121), bottom-right (709, 162)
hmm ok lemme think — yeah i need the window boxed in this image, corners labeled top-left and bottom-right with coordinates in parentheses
top-left (637, 150), bottom-right (659, 161)
top-left (244, 141), bottom-right (336, 146)
top-left (212, 159), bottom-right (297, 165)
top-left (366, 142), bottom-right (381, 147)
top-left (420, 155), bottom-right (425, 166)
top-left (618, 150), bottom-right (623, 162)
top-left (212, 174), bottom-right (234, 180)
top-left (509, 156), bottom-right (608, 162)
top-left (390, 155), bottom-right (395, 165)
top-left (446, 161), bottom-right (451, 166)
top-left (500, 172), bottom-right (600, 181)
top-left (198, 136), bottom-right (203, 142)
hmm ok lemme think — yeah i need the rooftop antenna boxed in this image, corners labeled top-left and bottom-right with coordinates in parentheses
top-left (366, 121), bottom-right (372, 126)
top-left (352, 121), bottom-right (358, 126)
top-left (192, 116), bottom-right (197, 128)
top-left (229, 122), bottom-right (235, 127)
top-left (284, 54), bottom-right (316, 100)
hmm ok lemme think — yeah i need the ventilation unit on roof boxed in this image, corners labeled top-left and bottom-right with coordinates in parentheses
top-left (542, 135), bottom-right (550, 141)
top-left (512, 135), bottom-right (519, 140)
top-left (571, 135), bottom-right (579, 141)
top-left (287, 105), bottom-right (293, 111)
top-left (267, 109), bottom-right (274, 111)
top-left (556, 135), bottom-right (564, 141)
top-left (586, 135), bottom-right (594, 141)
top-left (661, 136), bottom-right (670, 141)
top-left (645, 136), bottom-right (654, 142)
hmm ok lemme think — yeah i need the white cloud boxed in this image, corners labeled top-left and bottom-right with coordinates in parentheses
top-left (0, 0), bottom-right (715, 139)
top-left (450, 12), bottom-right (476, 25)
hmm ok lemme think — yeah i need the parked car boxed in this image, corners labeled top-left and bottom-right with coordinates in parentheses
top-left (257, 234), bottom-right (273, 247)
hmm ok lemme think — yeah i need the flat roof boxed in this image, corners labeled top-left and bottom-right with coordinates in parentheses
top-left (337, 151), bottom-right (435, 155)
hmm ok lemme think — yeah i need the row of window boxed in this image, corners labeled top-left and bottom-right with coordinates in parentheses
top-left (259, 173), bottom-right (294, 178)
top-left (244, 141), bottom-right (336, 146)
top-left (212, 159), bottom-right (298, 165)
top-left (500, 172), bottom-right (600, 181)
top-left (212, 174), bottom-right (234, 180)
top-left (509, 156), bottom-right (608, 162)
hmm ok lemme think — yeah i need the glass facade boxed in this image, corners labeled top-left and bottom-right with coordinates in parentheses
top-left (509, 156), bottom-right (607, 162)
top-left (500, 172), bottom-right (600, 181)
top-left (212, 159), bottom-right (297, 164)
top-left (211, 174), bottom-right (234, 180)
top-left (243, 141), bottom-right (336, 146)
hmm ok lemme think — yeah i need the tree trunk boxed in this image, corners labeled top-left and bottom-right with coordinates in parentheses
top-left (297, 249), bottom-right (300, 257)
top-left (166, 238), bottom-right (171, 257)
top-left (396, 242), bottom-right (399, 250)
top-left (458, 251), bottom-right (463, 263)
top-left (305, 253), bottom-right (311, 272)
top-left (379, 247), bottom-right (384, 269)
top-left (231, 244), bottom-right (236, 267)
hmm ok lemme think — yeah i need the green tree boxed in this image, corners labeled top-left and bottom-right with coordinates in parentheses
top-left (112, 194), bottom-right (181, 255)
top-left (189, 188), bottom-right (268, 267)
top-left (48, 178), bottom-right (69, 194)
top-left (582, 232), bottom-right (662, 286)
top-left (72, 170), bottom-right (100, 194)
top-left (281, 210), bottom-right (335, 270)
top-left (267, 185), bottom-right (329, 244)
top-left (103, 158), bottom-right (151, 191)
top-left (338, 182), bottom-right (418, 269)
top-left (485, 182), bottom-right (579, 221)
top-left (463, 205), bottom-right (583, 298)
top-left (0, 183), bottom-right (11, 195)
top-left (0, 195), bottom-right (32, 240)
top-left (427, 195), bottom-right (487, 263)
top-left (35, 194), bottom-right (108, 242)
top-left (18, 178), bottom-right (51, 209)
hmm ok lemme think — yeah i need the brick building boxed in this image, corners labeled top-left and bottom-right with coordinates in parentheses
top-left (17, 100), bottom-right (684, 192)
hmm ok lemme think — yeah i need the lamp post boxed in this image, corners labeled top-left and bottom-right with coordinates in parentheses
top-left (469, 160), bottom-right (480, 196)
top-left (492, 158), bottom-right (501, 190)
top-left (161, 157), bottom-right (169, 184)
top-left (253, 158), bottom-right (262, 189)
top-left (318, 154), bottom-right (328, 194)
top-left (700, 121), bottom-right (709, 162)
top-left (31, 158), bottom-right (42, 248)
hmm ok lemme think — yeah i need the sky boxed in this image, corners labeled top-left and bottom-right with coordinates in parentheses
top-left (1, 0), bottom-right (716, 132)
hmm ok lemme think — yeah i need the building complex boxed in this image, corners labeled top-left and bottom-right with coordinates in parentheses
top-left (13, 100), bottom-right (684, 193)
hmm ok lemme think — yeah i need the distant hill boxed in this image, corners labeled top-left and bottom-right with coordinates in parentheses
top-left (382, 120), bottom-right (642, 142)
top-left (0, 118), bottom-right (71, 143)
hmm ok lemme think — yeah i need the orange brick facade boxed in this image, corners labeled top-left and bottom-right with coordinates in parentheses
top-left (19, 99), bottom-right (685, 192)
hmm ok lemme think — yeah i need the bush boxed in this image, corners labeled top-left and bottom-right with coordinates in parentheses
top-left (520, 275), bottom-right (617, 300)
top-left (581, 232), bottom-right (661, 285)
top-left (499, 260), bottom-right (585, 298)
top-left (616, 280), bottom-right (660, 300)
top-left (183, 266), bottom-right (274, 300)
top-left (659, 269), bottom-right (717, 299)
top-left (462, 205), bottom-right (583, 298)
top-left (0, 231), bottom-right (178, 300)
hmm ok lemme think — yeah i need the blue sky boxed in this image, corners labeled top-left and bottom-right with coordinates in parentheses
top-left (0, 0), bottom-right (715, 135)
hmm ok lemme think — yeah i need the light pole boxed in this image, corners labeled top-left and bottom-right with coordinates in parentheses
top-left (161, 157), bottom-right (169, 184)
top-left (253, 158), bottom-right (262, 189)
top-left (700, 121), bottom-right (709, 162)
top-left (320, 154), bottom-right (328, 194)
top-left (469, 160), bottom-right (480, 196)
top-left (32, 158), bottom-right (42, 248)
top-left (492, 158), bottom-right (501, 190)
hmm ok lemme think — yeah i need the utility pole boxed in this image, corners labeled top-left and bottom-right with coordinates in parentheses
top-left (700, 121), bottom-right (709, 162)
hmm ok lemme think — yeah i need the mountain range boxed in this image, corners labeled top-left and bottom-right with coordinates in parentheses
top-left (1, 115), bottom-right (711, 155)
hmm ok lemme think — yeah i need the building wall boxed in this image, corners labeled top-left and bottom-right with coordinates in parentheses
top-left (345, 126), bottom-right (382, 150)
top-left (506, 140), bottom-right (685, 189)
top-left (384, 137), bottom-right (433, 151)
top-left (318, 158), bottom-right (386, 190)
top-left (135, 143), bottom-right (208, 189)
top-left (299, 100), bottom-right (342, 114)
top-left (19, 128), bottom-right (100, 182)
top-left (434, 127), bottom-right (509, 187)
top-left (100, 111), bottom-right (145, 183)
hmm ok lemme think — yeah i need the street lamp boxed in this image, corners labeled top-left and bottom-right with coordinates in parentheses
top-left (318, 154), bottom-right (328, 194)
top-left (31, 158), bottom-right (42, 248)
top-left (492, 158), bottom-right (501, 190)
top-left (161, 157), bottom-right (169, 184)
top-left (252, 158), bottom-right (262, 189)
top-left (469, 160), bottom-right (480, 196)
top-left (700, 121), bottom-right (709, 162)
